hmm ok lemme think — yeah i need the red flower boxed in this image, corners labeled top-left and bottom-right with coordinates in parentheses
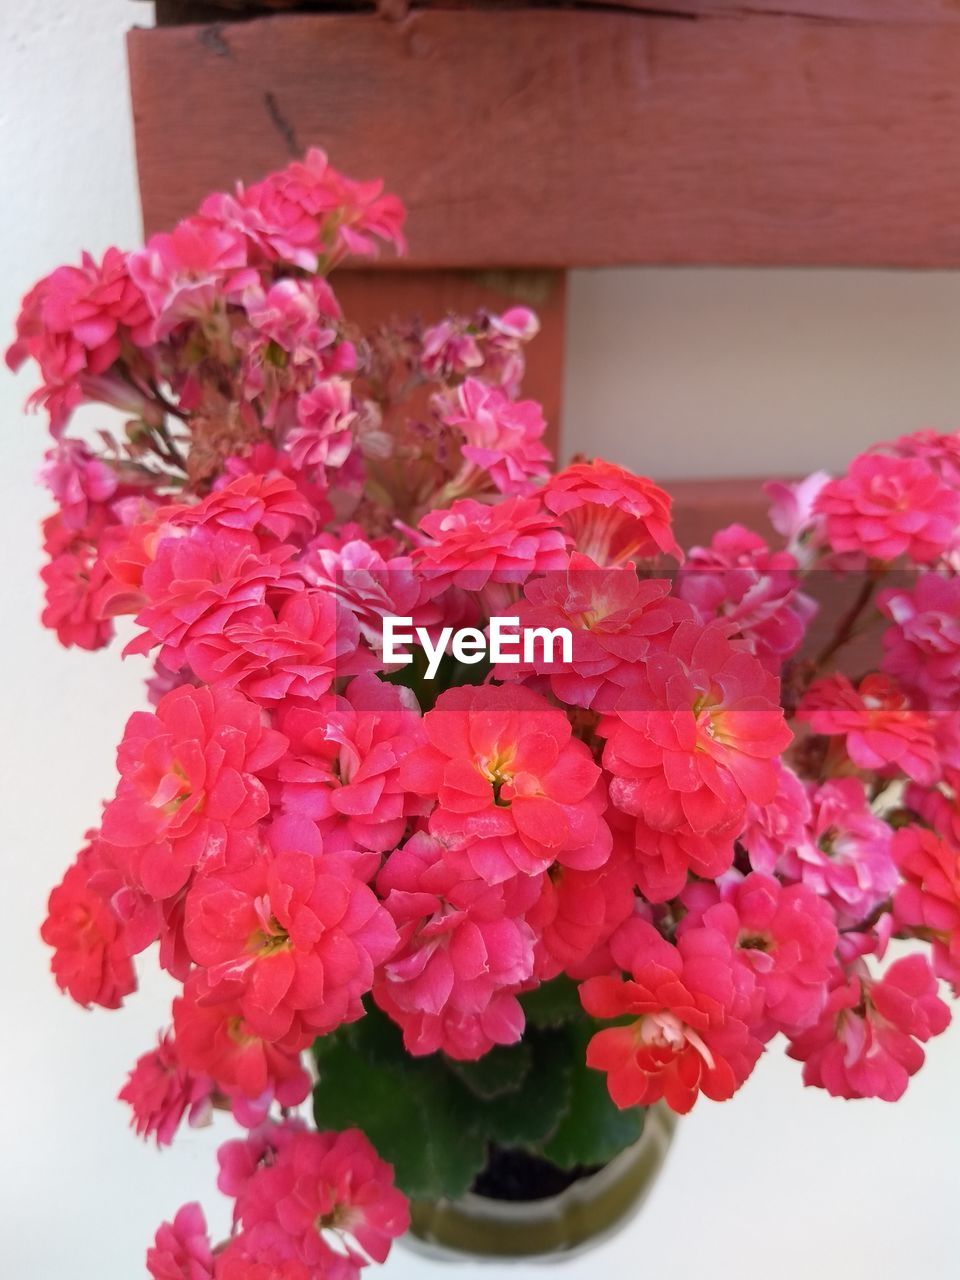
top-left (528, 844), bottom-right (637, 982)
top-left (580, 918), bottom-right (762, 1114)
top-left (541, 459), bottom-right (681, 565)
top-left (40, 837), bottom-right (136, 1009)
top-left (186, 589), bottom-right (373, 707)
top-left (184, 849), bottom-right (398, 1043)
top-left (274, 674), bottom-right (427, 854)
top-left (893, 826), bottom-right (960, 990)
top-left (493, 554), bottom-right (689, 711)
top-left (199, 473), bottom-right (319, 549)
top-left (173, 973), bottom-right (311, 1110)
top-left (101, 685), bottom-right (287, 900)
top-left (678, 873), bottom-right (838, 1038)
top-left (787, 957), bottom-right (950, 1100)
top-left (676, 524), bottom-right (816, 671)
top-left (127, 527), bottom-right (304, 674)
top-left (401, 682), bottom-right (611, 880)
top-left (414, 495), bottom-right (569, 598)
top-left (373, 832), bottom-right (537, 1059)
top-left (39, 512), bottom-right (115, 651)
top-left (118, 1032), bottom-right (214, 1147)
top-left (600, 620), bottom-right (792, 901)
top-left (815, 452), bottom-right (960, 564)
top-left (797, 672), bottom-right (940, 785)
top-left (224, 1121), bottom-right (409, 1275)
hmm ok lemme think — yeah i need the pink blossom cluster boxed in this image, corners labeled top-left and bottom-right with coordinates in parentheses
top-left (17, 156), bottom-right (960, 1274)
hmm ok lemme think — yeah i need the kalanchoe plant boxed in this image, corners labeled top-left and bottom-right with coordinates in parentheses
top-left (14, 150), bottom-right (960, 1278)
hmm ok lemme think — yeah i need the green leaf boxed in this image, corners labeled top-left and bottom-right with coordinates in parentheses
top-left (381, 646), bottom-right (492, 710)
top-left (448, 1041), bottom-right (533, 1100)
top-left (312, 1009), bottom-right (487, 1200)
top-left (478, 1028), bottom-right (574, 1147)
top-left (540, 1026), bottom-right (644, 1169)
top-left (519, 975), bottom-right (584, 1028)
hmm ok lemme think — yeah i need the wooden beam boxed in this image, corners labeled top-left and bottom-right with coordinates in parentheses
top-left (129, 8), bottom-right (960, 266)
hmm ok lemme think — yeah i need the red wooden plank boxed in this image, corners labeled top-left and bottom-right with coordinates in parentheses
top-left (128, 8), bottom-right (960, 267)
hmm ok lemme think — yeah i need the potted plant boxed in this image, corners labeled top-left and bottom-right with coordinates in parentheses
top-left (13, 152), bottom-right (960, 1277)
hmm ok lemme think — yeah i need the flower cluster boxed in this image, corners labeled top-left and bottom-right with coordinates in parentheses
top-left (20, 155), bottom-right (960, 1275)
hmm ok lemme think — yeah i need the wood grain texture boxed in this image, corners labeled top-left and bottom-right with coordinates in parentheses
top-left (129, 8), bottom-right (960, 266)
top-left (335, 267), bottom-right (566, 450)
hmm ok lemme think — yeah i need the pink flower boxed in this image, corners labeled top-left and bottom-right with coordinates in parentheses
top-left (40, 511), bottom-right (115, 650)
top-left (879, 573), bottom-right (960, 711)
top-left (199, 473), bottom-right (320, 550)
top-left (908, 768), bottom-right (960, 848)
top-left (220, 445), bottom-right (332, 529)
top-left (492, 554), bottom-right (689, 711)
top-left (101, 685), bottom-right (287, 900)
top-left (882, 428), bottom-right (960, 490)
top-left (118, 1032), bottom-right (214, 1147)
top-left (185, 588), bottom-right (373, 707)
top-left (184, 848), bottom-right (398, 1043)
top-left (419, 319), bottom-right (483, 381)
top-left (126, 525), bottom-right (306, 674)
top-left (173, 973), bottom-right (311, 1111)
top-left (40, 836), bottom-right (137, 1009)
top-left (787, 956), bottom-right (950, 1100)
top-left (528, 843), bottom-right (637, 982)
top-left (815, 453), bottom-right (960, 564)
top-left (147, 1203), bottom-right (215, 1280)
top-left (893, 825), bottom-right (960, 990)
top-left (41, 440), bottom-right (118, 532)
top-left (738, 763), bottom-right (811, 877)
top-left (580, 918), bottom-right (762, 1114)
top-left (797, 672), bottom-right (940, 785)
top-left (444, 378), bottom-right (551, 496)
top-left (225, 1122), bottom-right (408, 1274)
top-left (599, 620), bottom-right (792, 901)
top-left (287, 379), bottom-right (357, 474)
top-left (214, 1234), bottom-right (309, 1280)
top-left (240, 276), bottom-right (340, 382)
top-left (542, 460), bottom-right (681, 565)
top-left (679, 872), bottom-right (838, 1037)
top-left (420, 307), bottom-right (538, 394)
top-left (205, 149), bottom-right (405, 271)
top-left (8, 249), bottom-right (152, 430)
top-left (676, 524), bottom-right (816, 670)
top-left (401, 682), bottom-right (611, 880)
top-left (763, 471), bottom-right (830, 567)
top-left (761, 778), bottom-right (897, 928)
top-left (128, 216), bottom-right (258, 337)
top-left (414, 495), bottom-right (569, 600)
top-left (373, 832), bottom-right (537, 1059)
top-left (304, 537), bottom-right (437, 653)
top-left (274, 675), bottom-right (427, 854)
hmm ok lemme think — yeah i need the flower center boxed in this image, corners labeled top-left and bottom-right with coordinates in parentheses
top-left (738, 932), bottom-right (771, 953)
top-left (637, 1011), bottom-right (715, 1070)
top-left (478, 747), bottom-right (516, 805)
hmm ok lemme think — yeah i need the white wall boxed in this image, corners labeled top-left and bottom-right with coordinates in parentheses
top-left (2, 3), bottom-right (959, 1277)
top-left (565, 267), bottom-right (960, 479)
